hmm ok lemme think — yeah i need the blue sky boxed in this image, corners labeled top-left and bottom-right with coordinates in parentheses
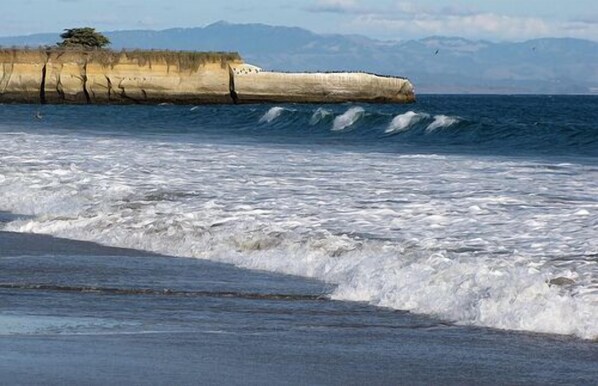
top-left (2, 0), bottom-right (597, 41)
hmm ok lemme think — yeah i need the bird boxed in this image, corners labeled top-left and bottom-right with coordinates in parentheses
top-left (34, 111), bottom-right (43, 120)
top-left (434, 49), bottom-right (439, 55)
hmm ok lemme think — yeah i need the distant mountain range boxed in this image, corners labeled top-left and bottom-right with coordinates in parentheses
top-left (1, 21), bottom-right (597, 94)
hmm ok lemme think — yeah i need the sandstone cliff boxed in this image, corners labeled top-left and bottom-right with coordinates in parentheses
top-left (0, 49), bottom-right (415, 104)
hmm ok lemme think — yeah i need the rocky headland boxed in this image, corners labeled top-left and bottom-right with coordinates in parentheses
top-left (0, 49), bottom-right (415, 104)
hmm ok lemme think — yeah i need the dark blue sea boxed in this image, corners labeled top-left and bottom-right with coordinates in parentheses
top-left (1, 95), bottom-right (597, 384)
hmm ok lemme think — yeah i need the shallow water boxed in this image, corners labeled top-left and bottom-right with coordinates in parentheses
top-left (1, 232), bottom-right (597, 385)
top-left (0, 96), bottom-right (597, 340)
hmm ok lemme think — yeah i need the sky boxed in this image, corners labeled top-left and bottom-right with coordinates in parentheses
top-left (1, 0), bottom-right (597, 41)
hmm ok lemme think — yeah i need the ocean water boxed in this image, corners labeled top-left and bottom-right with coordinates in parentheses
top-left (0, 95), bottom-right (597, 340)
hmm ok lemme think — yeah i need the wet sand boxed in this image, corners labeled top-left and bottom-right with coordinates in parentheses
top-left (1, 230), bottom-right (596, 385)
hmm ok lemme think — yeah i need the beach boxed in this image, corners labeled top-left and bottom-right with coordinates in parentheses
top-left (1, 230), bottom-right (597, 385)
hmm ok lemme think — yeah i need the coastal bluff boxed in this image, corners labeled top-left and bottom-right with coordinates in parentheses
top-left (0, 49), bottom-right (415, 104)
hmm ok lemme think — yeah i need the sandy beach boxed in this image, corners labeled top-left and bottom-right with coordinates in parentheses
top-left (1, 229), bottom-right (596, 385)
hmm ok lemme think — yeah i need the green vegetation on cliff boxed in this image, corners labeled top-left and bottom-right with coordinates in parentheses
top-left (93, 50), bottom-right (242, 70)
top-left (0, 47), bottom-right (242, 70)
top-left (58, 28), bottom-right (111, 49)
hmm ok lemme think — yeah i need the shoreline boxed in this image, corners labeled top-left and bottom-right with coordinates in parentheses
top-left (1, 229), bottom-right (597, 384)
top-left (1, 209), bottom-right (596, 344)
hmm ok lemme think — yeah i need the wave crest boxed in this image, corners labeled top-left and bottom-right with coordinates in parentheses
top-left (259, 106), bottom-right (285, 123)
top-left (310, 107), bottom-right (332, 126)
top-left (7, 214), bottom-right (597, 339)
top-left (386, 111), bottom-right (426, 134)
top-left (426, 115), bottom-right (460, 132)
top-left (332, 107), bottom-right (365, 131)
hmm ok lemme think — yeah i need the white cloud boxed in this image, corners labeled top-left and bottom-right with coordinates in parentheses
top-left (365, 13), bottom-right (598, 41)
top-left (359, 13), bottom-right (552, 40)
top-left (306, 0), bottom-right (361, 14)
top-left (308, 0), bottom-right (598, 41)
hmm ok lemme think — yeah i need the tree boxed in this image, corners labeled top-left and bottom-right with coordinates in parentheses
top-left (57, 27), bottom-right (111, 49)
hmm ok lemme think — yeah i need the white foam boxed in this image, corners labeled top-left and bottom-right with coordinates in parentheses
top-left (426, 114), bottom-right (460, 132)
top-left (1, 131), bottom-right (597, 339)
top-left (259, 107), bottom-right (285, 123)
top-left (310, 107), bottom-right (332, 125)
top-left (386, 111), bottom-right (424, 133)
top-left (332, 107), bottom-right (365, 131)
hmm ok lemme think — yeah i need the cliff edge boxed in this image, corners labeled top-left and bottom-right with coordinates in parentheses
top-left (0, 49), bottom-right (415, 104)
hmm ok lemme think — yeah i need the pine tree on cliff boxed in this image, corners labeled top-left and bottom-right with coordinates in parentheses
top-left (57, 28), bottom-right (111, 49)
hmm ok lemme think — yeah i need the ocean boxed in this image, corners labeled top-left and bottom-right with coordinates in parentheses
top-left (1, 95), bottom-right (597, 383)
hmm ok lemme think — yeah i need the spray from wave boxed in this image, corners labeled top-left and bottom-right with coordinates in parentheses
top-left (310, 108), bottom-right (332, 126)
top-left (332, 107), bottom-right (365, 131)
top-left (426, 115), bottom-right (460, 132)
top-left (386, 111), bottom-right (426, 134)
top-left (5, 193), bottom-right (596, 340)
top-left (259, 106), bottom-right (285, 123)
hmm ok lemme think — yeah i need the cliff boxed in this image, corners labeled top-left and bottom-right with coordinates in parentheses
top-left (0, 49), bottom-right (415, 104)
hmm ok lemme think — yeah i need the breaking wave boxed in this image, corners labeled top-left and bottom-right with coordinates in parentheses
top-left (259, 106), bottom-right (286, 123)
top-left (1, 99), bottom-right (596, 157)
top-left (243, 104), bottom-right (596, 156)
top-left (332, 107), bottom-right (365, 131)
top-left (310, 107), bottom-right (332, 126)
top-left (1, 126), bottom-right (597, 340)
top-left (426, 114), bottom-right (461, 132)
top-left (386, 111), bottom-right (428, 133)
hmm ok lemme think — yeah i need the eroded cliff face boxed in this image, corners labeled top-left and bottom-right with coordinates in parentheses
top-left (0, 49), bottom-right (415, 104)
top-left (231, 69), bottom-right (415, 104)
top-left (0, 49), bottom-right (242, 104)
top-left (0, 50), bottom-right (47, 103)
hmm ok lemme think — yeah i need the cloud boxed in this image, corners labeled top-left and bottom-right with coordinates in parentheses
top-left (305, 0), bottom-right (362, 14)
top-left (307, 1), bottom-right (598, 41)
top-left (358, 13), bottom-right (551, 40)
top-left (559, 19), bottom-right (598, 35)
top-left (358, 13), bottom-right (598, 41)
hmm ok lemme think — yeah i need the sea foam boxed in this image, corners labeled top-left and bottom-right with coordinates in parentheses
top-left (332, 107), bottom-right (365, 131)
top-left (426, 115), bottom-right (460, 132)
top-left (386, 111), bottom-right (425, 133)
top-left (310, 107), bottom-right (332, 125)
top-left (259, 106), bottom-right (285, 123)
top-left (1, 130), bottom-right (597, 340)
